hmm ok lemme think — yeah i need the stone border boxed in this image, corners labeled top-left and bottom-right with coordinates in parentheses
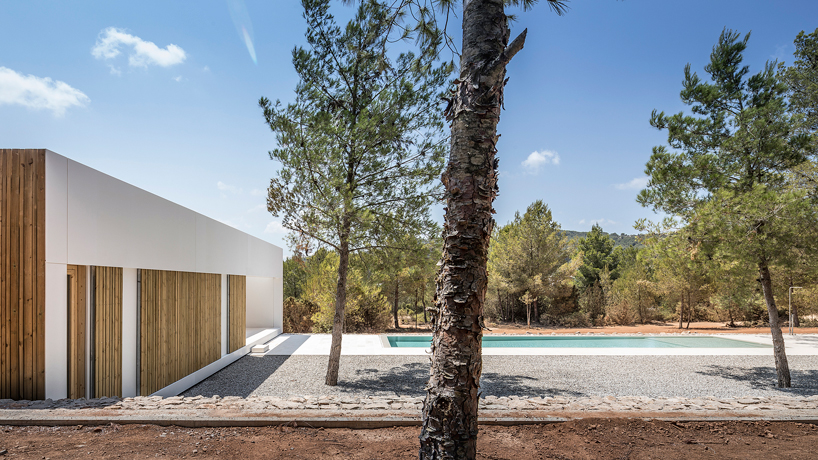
top-left (4, 394), bottom-right (818, 413)
top-left (4, 394), bottom-right (818, 428)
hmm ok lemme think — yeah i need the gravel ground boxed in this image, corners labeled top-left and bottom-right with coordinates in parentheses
top-left (182, 355), bottom-right (818, 399)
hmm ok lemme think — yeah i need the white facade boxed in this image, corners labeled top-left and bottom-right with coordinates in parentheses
top-left (42, 150), bottom-right (283, 399)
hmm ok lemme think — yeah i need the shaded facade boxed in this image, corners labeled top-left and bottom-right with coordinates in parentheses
top-left (1, 149), bottom-right (282, 400)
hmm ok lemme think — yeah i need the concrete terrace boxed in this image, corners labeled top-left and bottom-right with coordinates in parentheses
top-left (255, 333), bottom-right (818, 356)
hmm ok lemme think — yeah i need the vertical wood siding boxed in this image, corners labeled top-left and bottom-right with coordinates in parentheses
top-left (228, 275), bottom-right (246, 353)
top-left (93, 266), bottom-right (122, 398)
top-left (139, 270), bottom-right (220, 396)
top-left (67, 265), bottom-right (86, 399)
top-left (0, 149), bottom-right (46, 400)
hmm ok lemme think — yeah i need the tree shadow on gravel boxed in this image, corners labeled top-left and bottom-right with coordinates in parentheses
top-left (334, 362), bottom-right (585, 399)
top-left (337, 362), bottom-right (428, 397)
top-left (182, 355), bottom-right (293, 398)
top-left (481, 373), bottom-right (585, 398)
top-left (695, 365), bottom-right (818, 394)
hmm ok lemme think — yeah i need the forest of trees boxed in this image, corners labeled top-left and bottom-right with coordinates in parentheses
top-left (278, 25), bottom-right (818, 339)
top-left (266, 5), bottom-right (816, 449)
top-left (282, 211), bottom-right (818, 333)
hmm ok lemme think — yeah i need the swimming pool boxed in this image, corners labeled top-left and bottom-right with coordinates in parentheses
top-left (385, 335), bottom-right (770, 348)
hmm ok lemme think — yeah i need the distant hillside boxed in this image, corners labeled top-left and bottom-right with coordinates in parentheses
top-left (561, 230), bottom-right (644, 248)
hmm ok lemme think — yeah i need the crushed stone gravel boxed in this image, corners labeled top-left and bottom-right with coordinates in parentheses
top-left (182, 355), bottom-right (818, 399)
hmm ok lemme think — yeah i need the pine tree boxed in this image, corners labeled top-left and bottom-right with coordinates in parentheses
top-left (639, 29), bottom-right (815, 387)
top-left (782, 28), bottom-right (818, 131)
top-left (488, 200), bottom-right (572, 325)
top-left (339, 1), bottom-right (572, 456)
top-left (260, 0), bottom-right (449, 385)
top-left (574, 224), bottom-right (621, 291)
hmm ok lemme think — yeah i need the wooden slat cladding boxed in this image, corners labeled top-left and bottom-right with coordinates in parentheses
top-left (92, 266), bottom-right (122, 398)
top-left (139, 270), bottom-right (220, 396)
top-left (228, 275), bottom-right (246, 353)
top-left (67, 265), bottom-right (87, 399)
top-left (0, 149), bottom-right (46, 400)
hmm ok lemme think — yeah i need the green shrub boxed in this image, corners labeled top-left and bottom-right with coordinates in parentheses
top-left (311, 282), bottom-right (391, 333)
top-left (605, 301), bottom-right (635, 326)
top-left (283, 297), bottom-right (319, 333)
top-left (558, 311), bottom-right (590, 328)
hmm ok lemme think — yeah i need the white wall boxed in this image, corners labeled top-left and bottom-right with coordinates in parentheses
top-left (43, 149), bottom-right (283, 399)
top-left (121, 268), bottom-right (137, 397)
top-left (44, 152), bottom-right (70, 400)
top-left (220, 274), bottom-right (228, 357)
top-left (246, 276), bottom-right (277, 329)
top-left (44, 263), bottom-right (68, 400)
top-left (273, 276), bottom-right (283, 331)
top-left (45, 150), bottom-right (283, 278)
top-left (45, 153), bottom-right (68, 265)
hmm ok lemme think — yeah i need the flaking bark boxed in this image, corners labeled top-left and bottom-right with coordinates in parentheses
top-left (419, 1), bottom-right (526, 458)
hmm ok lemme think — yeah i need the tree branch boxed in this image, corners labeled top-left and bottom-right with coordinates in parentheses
top-left (502, 28), bottom-right (528, 66)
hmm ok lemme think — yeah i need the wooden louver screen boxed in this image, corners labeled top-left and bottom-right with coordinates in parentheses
top-left (139, 270), bottom-right (221, 396)
top-left (228, 275), bottom-right (246, 353)
top-left (0, 149), bottom-right (46, 400)
top-left (67, 265), bottom-right (87, 399)
top-left (92, 266), bottom-right (123, 398)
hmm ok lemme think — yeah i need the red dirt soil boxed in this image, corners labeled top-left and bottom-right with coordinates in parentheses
top-left (3, 419), bottom-right (818, 459)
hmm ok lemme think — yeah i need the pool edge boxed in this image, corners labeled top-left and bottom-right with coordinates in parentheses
top-left (384, 334), bottom-right (772, 349)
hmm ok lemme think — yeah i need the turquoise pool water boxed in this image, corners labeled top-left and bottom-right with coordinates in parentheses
top-left (386, 335), bottom-right (770, 348)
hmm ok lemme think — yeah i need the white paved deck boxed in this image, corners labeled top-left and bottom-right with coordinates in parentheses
top-left (257, 333), bottom-right (818, 356)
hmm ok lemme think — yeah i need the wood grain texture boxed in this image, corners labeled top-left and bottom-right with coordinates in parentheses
top-left (228, 275), bottom-right (246, 353)
top-left (93, 266), bottom-right (122, 398)
top-left (0, 149), bottom-right (46, 400)
top-left (67, 265), bottom-right (86, 399)
top-left (139, 270), bottom-right (220, 396)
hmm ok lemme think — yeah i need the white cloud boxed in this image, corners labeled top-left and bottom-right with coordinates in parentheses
top-left (579, 218), bottom-right (617, 227)
top-left (771, 43), bottom-right (793, 63)
top-left (522, 150), bottom-right (560, 174)
top-left (217, 181), bottom-right (242, 194)
top-left (202, 65), bottom-right (210, 73)
top-left (92, 27), bottom-right (186, 68)
top-left (614, 177), bottom-right (649, 190)
top-left (173, 75), bottom-right (183, 82)
top-left (0, 66), bottom-right (89, 116)
top-left (264, 220), bottom-right (287, 234)
top-left (108, 65), bottom-right (122, 76)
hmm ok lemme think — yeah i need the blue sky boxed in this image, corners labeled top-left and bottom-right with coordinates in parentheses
top-left (1, 0), bottom-right (816, 256)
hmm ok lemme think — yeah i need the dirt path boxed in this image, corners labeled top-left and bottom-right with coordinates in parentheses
top-left (3, 419), bottom-right (818, 459)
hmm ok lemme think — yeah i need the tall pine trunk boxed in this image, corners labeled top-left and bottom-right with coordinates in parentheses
top-left (325, 217), bottom-right (350, 386)
top-left (790, 279), bottom-right (800, 327)
top-left (678, 292), bottom-right (684, 329)
top-left (419, 1), bottom-right (526, 457)
top-left (533, 298), bottom-right (539, 324)
top-left (393, 280), bottom-right (401, 329)
top-left (758, 259), bottom-right (791, 387)
top-left (526, 302), bottom-right (531, 327)
top-left (423, 297), bottom-right (428, 324)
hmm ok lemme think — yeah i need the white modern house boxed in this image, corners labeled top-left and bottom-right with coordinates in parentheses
top-left (1, 149), bottom-right (282, 401)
